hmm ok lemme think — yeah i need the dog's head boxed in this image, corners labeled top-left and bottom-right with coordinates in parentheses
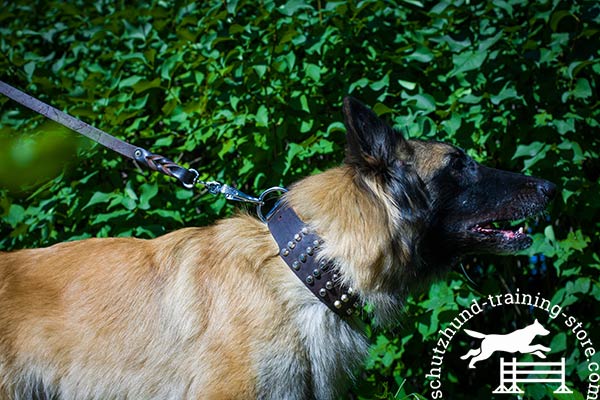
top-left (342, 96), bottom-right (556, 270)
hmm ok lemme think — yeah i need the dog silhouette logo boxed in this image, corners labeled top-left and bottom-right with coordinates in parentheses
top-left (461, 319), bottom-right (551, 369)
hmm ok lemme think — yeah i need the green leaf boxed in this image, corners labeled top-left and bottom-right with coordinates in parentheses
top-left (132, 78), bottom-right (161, 93)
top-left (121, 197), bottom-right (137, 210)
top-left (553, 119), bottom-right (575, 134)
top-left (370, 74), bottom-right (389, 91)
top-left (255, 105), bottom-right (269, 127)
top-left (451, 50), bottom-right (487, 76)
top-left (349, 77), bottom-right (369, 93)
top-left (299, 94), bottom-right (310, 113)
top-left (490, 82), bottom-right (520, 105)
top-left (175, 188), bottom-right (194, 200)
top-left (398, 79), bottom-right (416, 90)
top-left (160, 53), bottom-right (184, 81)
top-left (544, 225), bottom-right (556, 243)
top-left (513, 142), bottom-right (551, 170)
top-left (399, 0), bottom-right (424, 7)
top-left (147, 209), bottom-right (183, 224)
top-left (24, 61), bottom-right (35, 79)
top-left (550, 10), bottom-right (574, 32)
top-left (118, 75), bottom-right (143, 89)
top-left (155, 136), bottom-right (173, 147)
top-left (226, 0), bottom-right (239, 13)
top-left (442, 113), bottom-right (462, 135)
top-left (305, 63), bottom-right (321, 82)
top-left (278, 0), bottom-right (313, 16)
top-left (253, 65), bottom-right (267, 79)
top-left (572, 78), bottom-right (592, 99)
top-left (406, 45), bottom-right (433, 63)
top-left (138, 183), bottom-right (158, 210)
top-left (402, 92), bottom-right (436, 114)
top-left (91, 210), bottom-right (130, 225)
top-left (6, 204), bottom-right (25, 227)
top-left (373, 103), bottom-right (394, 116)
top-left (82, 192), bottom-right (114, 210)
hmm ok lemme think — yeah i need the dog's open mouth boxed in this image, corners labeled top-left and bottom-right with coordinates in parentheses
top-left (468, 219), bottom-right (532, 251)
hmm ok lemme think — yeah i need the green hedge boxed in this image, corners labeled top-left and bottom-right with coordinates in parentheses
top-left (1, 1), bottom-right (598, 398)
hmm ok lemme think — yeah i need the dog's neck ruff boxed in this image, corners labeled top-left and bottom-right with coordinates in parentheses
top-left (267, 203), bottom-right (359, 318)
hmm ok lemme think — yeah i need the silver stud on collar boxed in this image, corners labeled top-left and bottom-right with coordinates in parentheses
top-left (319, 288), bottom-right (326, 297)
top-left (334, 300), bottom-right (342, 309)
top-left (288, 241), bottom-right (296, 249)
top-left (306, 276), bottom-right (314, 285)
top-left (341, 294), bottom-right (349, 303)
top-left (325, 281), bottom-right (333, 290)
top-left (306, 246), bottom-right (314, 256)
top-left (281, 248), bottom-right (290, 257)
top-left (294, 233), bottom-right (302, 242)
top-left (320, 260), bottom-right (328, 271)
top-left (299, 253), bottom-right (307, 263)
top-left (292, 261), bottom-right (300, 271)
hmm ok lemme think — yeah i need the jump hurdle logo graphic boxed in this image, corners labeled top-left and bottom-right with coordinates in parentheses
top-left (461, 319), bottom-right (573, 394)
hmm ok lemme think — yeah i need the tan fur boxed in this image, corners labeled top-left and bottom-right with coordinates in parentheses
top-left (409, 140), bottom-right (455, 181)
top-left (288, 167), bottom-right (397, 293)
top-left (0, 165), bottom-right (391, 399)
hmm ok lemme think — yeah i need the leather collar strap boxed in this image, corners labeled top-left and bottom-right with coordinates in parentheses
top-left (267, 203), bottom-right (359, 318)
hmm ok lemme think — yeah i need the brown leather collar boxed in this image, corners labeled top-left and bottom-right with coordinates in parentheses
top-left (267, 202), bottom-right (359, 318)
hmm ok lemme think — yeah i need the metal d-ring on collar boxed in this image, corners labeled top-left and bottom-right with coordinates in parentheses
top-left (266, 202), bottom-right (360, 318)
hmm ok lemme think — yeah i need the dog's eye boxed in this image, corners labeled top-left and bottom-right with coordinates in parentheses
top-left (451, 157), bottom-right (466, 171)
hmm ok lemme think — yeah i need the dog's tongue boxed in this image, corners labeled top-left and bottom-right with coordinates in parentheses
top-left (500, 226), bottom-right (526, 240)
top-left (475, 225), bottom-right (525, 239)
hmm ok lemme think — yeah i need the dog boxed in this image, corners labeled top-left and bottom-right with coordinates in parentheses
top-left (0, 97), bottom-right (555, 399)
top-left (461, 319), bottom-right (551, 368)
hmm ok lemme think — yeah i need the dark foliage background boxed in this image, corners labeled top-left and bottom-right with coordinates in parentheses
top-left (1, 0), bottom-right (598, 399)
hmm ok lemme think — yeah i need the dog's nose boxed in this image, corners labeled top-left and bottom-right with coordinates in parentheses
top-left (538, 180), bottom-right (557, 200)
top-left (530, 179), bottom-right (556, 200)
top-left (525, 179), bottom-right (556, 200)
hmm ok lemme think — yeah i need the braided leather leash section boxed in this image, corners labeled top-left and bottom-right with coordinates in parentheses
top-left (132, 147), bottom-right (198, 189)
top-left (267, 203), bottom-right (359, 317)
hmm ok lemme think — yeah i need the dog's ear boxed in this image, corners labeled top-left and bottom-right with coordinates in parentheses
top-left (343, 97), bottom-right (430, 274)
top-left (343, 96), bottom-right (407, 174)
